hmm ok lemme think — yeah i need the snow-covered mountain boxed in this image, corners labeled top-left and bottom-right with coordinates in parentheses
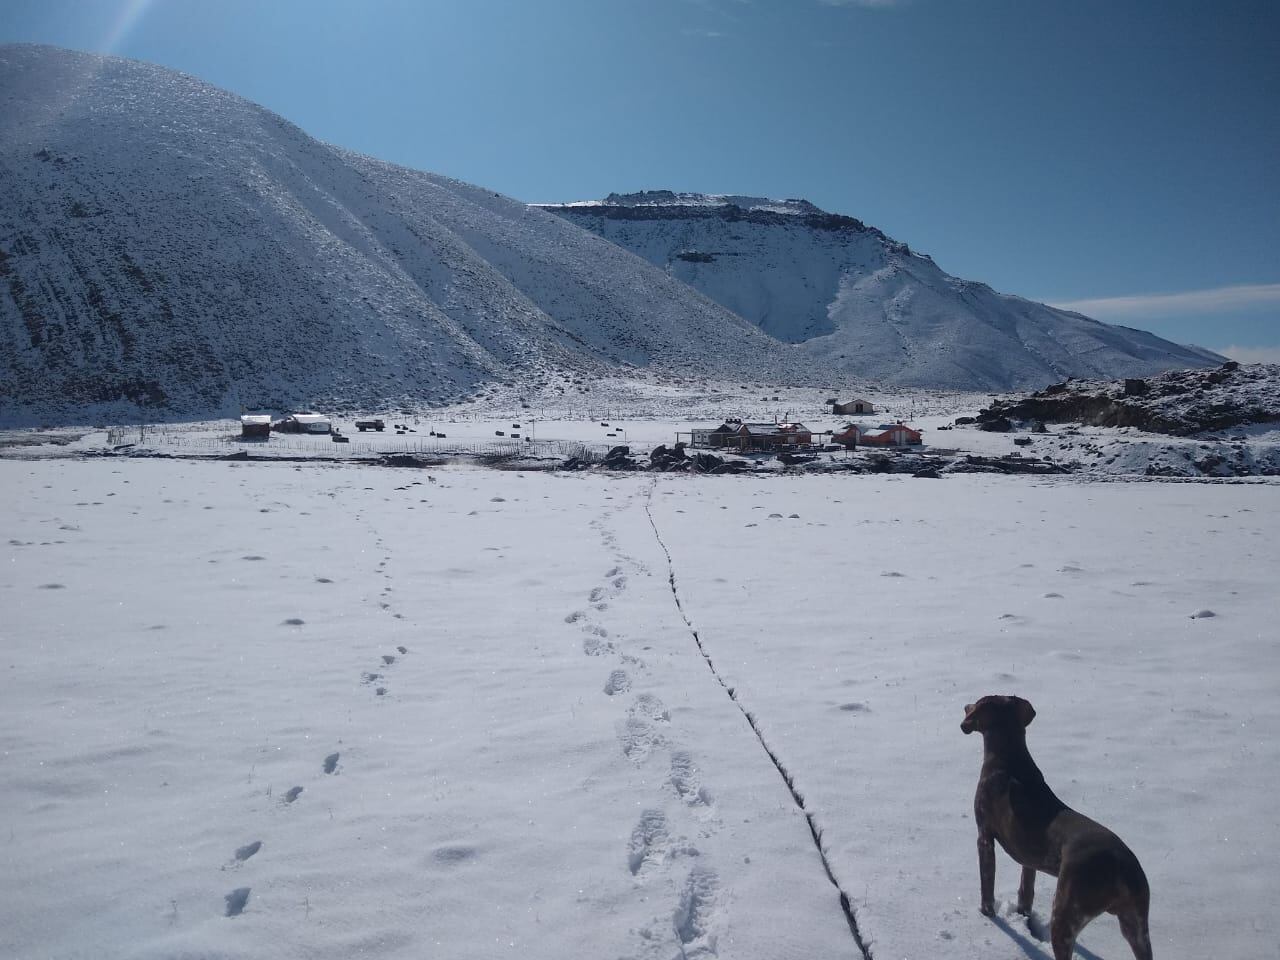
top-left (0, 46), bottom-right (810, 425)
top-left (541, 191), bottom-right (1223, 390)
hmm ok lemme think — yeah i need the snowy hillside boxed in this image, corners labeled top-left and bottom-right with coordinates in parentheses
top-left (0, 46), bottom-right (811, 426)
top-left (542, 191), bottom-right (1223, 390)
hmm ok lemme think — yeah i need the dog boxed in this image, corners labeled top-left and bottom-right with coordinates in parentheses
top-left (961, 695), bottom-right (1153, 960)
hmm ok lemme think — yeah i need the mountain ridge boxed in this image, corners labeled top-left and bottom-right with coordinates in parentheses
top-left (0, 44), bottom-right (813, 425)
top-left (540, 192), bottom-right (1222, 390)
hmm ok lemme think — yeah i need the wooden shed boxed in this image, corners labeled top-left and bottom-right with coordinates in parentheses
top-left (832, 398), bottom-right (877, 415)
top-left (239, 414), bottom-right (272, 439)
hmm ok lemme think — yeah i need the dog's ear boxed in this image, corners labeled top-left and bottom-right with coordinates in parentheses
top-left (961, 700), bottom-right (983, 734)
top-left (1016, 698), bottom-right (1036, 728)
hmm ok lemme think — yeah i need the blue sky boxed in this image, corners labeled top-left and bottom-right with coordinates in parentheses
top-left (3, 0), bottom-right (1277, 358)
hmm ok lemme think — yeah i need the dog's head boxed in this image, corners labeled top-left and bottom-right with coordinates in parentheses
top-left (961, 695), bottom-right (1036, 734)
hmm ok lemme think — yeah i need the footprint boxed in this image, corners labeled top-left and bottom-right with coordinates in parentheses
top-left (673, 866), bottom-right (720, 953)
top-left (618, 696), bottom-right (669, 763)
top-left (565, 610), bottom-right (586, 624)
top-left (323, 752), bottom-right (340, 774)
top-left (582, 634), bottom-right (615, 657)
top-left (617, 717), bottom-right (664, 763)
top-left (670, 751), bottom-right (712, 807)
top-left (628, 809), bottom-right (669, 875)
top-left (283, 786), bottom-right (303, 803)
top-left (630, 694), bottom-right (669, 723)
top-left (375, 687), bottom-right (387, 696)
top-left (382, 655), bottom-right (396, 665)
top-left (584, 623), bottom-right (609, 639)
top-left (224, 887), bottom-right (251, 917)
top-left (361, 672), bottom-right (382, 684)
top-left (397, 645), bottom-right (408, 654)
top-left (588, 586), bottom-right (606, 603)
top-left (604, 670), bottom-right (631, 696)
top-left (612, 575), bottom-right (628, 592)
top-left (234, 840), bottom-right (262, 862)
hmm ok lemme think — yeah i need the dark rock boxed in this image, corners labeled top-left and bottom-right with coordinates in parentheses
top-left (1123, 378), bottom-right (1149, 396)
top-left (979, 416), bottom-right (1013, 432)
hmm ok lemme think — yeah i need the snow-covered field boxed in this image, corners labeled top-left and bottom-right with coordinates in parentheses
top-left (4, 456), bottom-right (1277, 959)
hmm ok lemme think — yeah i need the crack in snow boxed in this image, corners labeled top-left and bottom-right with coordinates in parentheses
top-left (643, 484), bottom-right (873, 959)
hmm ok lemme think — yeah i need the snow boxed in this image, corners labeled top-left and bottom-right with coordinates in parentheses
top-left (0, 45), bottom-right (812, 426)
top-left (543, 196), bottom-right (1222, 390)
top-left (3, 455), bottom-right (1277, 959)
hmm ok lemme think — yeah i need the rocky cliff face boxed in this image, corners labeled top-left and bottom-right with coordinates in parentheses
top-left (542, 193), bottom-right (1223, 391)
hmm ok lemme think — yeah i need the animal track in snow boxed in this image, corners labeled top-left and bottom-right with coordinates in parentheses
top-left (628, 809), bottom-right (669, 875)
top-left (381, 654), bottom-right (396, 665)
top-left (234, 840), bottom-right (262, 862)
top-left (397, 645), bottom-right (408, 654)
top-left (282, 786), bottom-right (303, 803)
top-left (224, 887), bottom-right (250, 917)
top-left (323, 752), bottom-right (340, 774)
top-left (564, 610), bottom-right (586, 623)
top-left (583, 634), bottom-right (614, 656)
top-left (361, 672), bottom-right (382, 684)
top-left (588, 586), bottom-right (606, 603)
top-left (604, 669), bottom-right (631, 696)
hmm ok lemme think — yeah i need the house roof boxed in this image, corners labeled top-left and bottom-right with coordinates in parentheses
top-left (740, 422), bottom-right (810, 436)
top-left (240, 415), bottom-right (271, 425)
top-left (288, 413), bottom-right (331, 425)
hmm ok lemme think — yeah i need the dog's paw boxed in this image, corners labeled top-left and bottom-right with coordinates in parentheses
top-left (980, 902), bottom-right (996, 917)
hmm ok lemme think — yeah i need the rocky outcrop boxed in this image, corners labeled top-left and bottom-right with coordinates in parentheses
top-left (976, 362), bottom-right (1280, 437)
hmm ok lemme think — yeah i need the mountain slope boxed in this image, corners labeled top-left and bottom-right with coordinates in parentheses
top-left (541, 192), bottom-right (1222, 390)
top-left (0, 46), bottom-right (807, 424)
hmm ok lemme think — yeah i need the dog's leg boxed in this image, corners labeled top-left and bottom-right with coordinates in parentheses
top-left (1016, 865), bottom-right (1036, 915)
top-left (1049, 882), bottom-right (1087, 960)
top-left (977, 833), bottom-right (996, 915)
top-left (1118, 906), bottom-right (1154, 960)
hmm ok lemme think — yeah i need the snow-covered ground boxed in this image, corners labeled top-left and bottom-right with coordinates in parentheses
top-left (5, 377), bottom-right (1277, 480)
top-left (3, 457), bottom-right (1277, 959)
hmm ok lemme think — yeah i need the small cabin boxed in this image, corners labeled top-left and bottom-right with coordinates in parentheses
top-left (834, 422), bottom-right (923, 448)
top-left (275, 413), bottom-right (332, 435)
top-left (861, 423), bottom-right (923, 447)
top-left (832, 398), bottom-right (877, 416)
top-left (239, 414), bottom-right (272, 439)
top-left (730, 421), bottom-right (813, 452)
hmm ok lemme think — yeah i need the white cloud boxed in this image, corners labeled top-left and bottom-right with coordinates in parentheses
top-left (1050, 283), bottom-right (1280, 319)
top-left (1213, 345), bottom-right (1280, 365)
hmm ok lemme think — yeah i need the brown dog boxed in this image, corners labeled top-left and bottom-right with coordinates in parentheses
top-left (962, 695), bottom-right (1153, 960)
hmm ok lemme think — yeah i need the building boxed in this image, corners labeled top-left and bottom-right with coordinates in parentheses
top-left (274, 412), bottom-right (332, 434)
top-left (239, 414), bottom-right (272, 439)
top-left (689, 420), bottom-right (743, 448)
top-left (831, 398), bottom-right (877, 415)
top-left (727, 421), bottom-right (813, 452)
top-left (833, 422), bottom-right (923, 448)
top-left (861, 423), bottom-right (923, 447)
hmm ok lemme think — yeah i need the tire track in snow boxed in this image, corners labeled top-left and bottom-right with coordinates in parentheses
top-left (643, 483), bottom-right (874, 960)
